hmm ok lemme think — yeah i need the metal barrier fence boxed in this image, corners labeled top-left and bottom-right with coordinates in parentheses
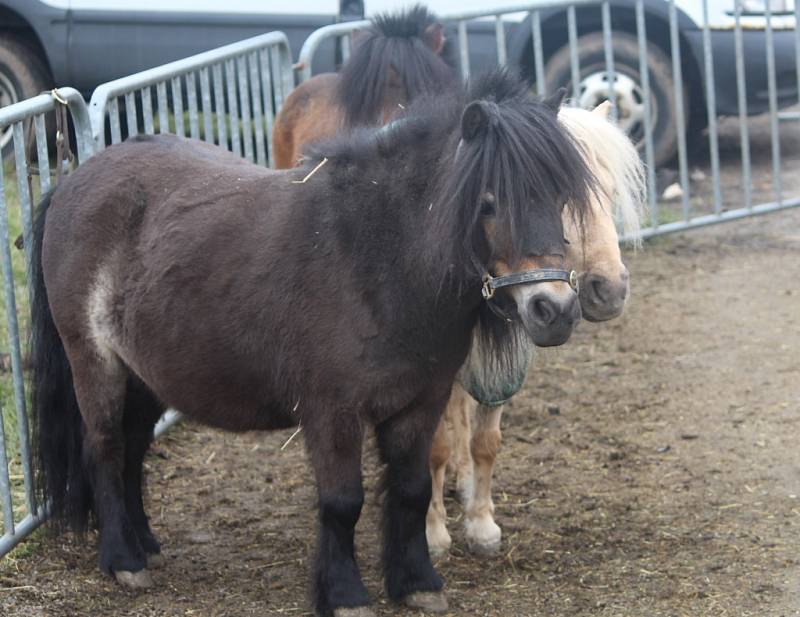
top-left (0, 88), bottom-right (94, 556)
top-left (296, 0), bottom-right (800, 240)
top-left (0, 30), bottom-right (293, 559)
top-left (89, 31), bottom-right (294, 167)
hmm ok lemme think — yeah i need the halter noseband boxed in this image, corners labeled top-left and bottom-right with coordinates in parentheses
top-left (481, 268), bottom-right (578, 301)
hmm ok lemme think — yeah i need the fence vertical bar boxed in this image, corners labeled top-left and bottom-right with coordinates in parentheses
top-left (701, 0), bottom-right (722, 214)
top-left (171, 76), bottom-right (185, 137)
top-left (187, 74), bottom-right (200, 140)
top-left (668, 0), bottom-right (689, 220)
top-left (763, 3), bottom-right (782, 205)
top-left (225, 59), bottom-right (241, 157)
top-left (141, 87), bottom-right (155, 135)
top-left (259, 49), bottom-right (274, 165)
top-left (109, 97), bottom-right (123, 144)
top-left (495, 15), bottom-right (507, 66)
top-left (0, 164), bottom-right (15, 538)
top-left (200, 67), bottom-right (214, 143)
top-left (796, 0), bottom-right (800, 106)
top-left (248, 52), bottom-right (267, 167)
top-left (532, 11), bottom-right (545, 96)
top-left (4, 130), bottom-right (35, 516)
top-left (458, 20), bottom-right (470, 81)
top-left (0, 401), bottom-right (14, 536)
top-left (567, 4), bottom-right (580, 104)
top-left (157, 82), bottom-right (169, 134)
top-left (212, 64), bottom-right (228, 151)
top-left (124, 93), bottom-right (136, 140)
top-left (34, 114), bottom-right (51, 195)
top-left (733, 0), bottom-right (752, 210)
top-left (635, 0), bottom-right (657, 226)
top-left (237, 57), bottom-right (254, 163)
top-left (601, 2), bottom-right (617, 120)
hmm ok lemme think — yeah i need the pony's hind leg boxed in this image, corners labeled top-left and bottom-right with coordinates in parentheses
top-left (464, 404), bottom-right (504, 555)
top-left (425, 416), bottom-right (451, 556)
top-left (377, 398), bottom-right (448, 613)
top-left (68, 345), bottom-right (151, 588)
top-left (122, 377), bottom-right (166, 568)
top-left (303, 411), bottom-right (372, 617)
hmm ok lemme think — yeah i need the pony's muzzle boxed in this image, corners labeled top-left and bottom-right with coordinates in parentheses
top-left (579, 267), bottom-right (629, 322)
top-left (520, 285), bottom-right (581, 347)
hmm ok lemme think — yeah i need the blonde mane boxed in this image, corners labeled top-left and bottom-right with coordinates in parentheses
top-left (558, 104), bottom-right (646, 245)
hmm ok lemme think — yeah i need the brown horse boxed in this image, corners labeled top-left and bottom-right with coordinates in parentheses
top-left (272, 5), bottom-right (456, 169)
top-left (32, 71), bottom-right (595, 617)
top-left (426, 101), bottom-right (646, 556)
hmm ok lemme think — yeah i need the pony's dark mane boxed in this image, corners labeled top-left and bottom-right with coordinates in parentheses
top-left (312, 69), bottom-right (596, 370)
top-left (335, 4), bottom-right (458, 127)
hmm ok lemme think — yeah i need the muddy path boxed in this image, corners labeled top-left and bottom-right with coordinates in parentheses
top-left (2, 208), bottom-right (800, 617)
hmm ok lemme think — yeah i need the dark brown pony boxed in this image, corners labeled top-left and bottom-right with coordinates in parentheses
top-left (272, 4), bottom-right (457, 169)
top-left (32, 70), bottom-right (593, 617)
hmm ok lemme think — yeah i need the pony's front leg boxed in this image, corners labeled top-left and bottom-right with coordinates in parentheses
top-left (304, 413), bottom-right (372, 617)
top-left (426, 417), bottom-right (452, 556)
top-left (376, 400), bottom-right (448, 613)
top-left (464, 404), bottom-right (504, 555)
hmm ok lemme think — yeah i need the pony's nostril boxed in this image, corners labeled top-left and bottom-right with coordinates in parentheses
top-left (590, 277), bottom-right (607, 304)
top-left (532, 297), bottom-right (557, 326)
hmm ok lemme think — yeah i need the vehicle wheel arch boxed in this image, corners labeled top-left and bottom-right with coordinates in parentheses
top-left (0, 4), bottom-right (53, 80)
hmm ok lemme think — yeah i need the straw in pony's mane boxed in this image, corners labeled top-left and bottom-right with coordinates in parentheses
top-left (558, 103), bottom-right (646, 245)
top-left (335, 4), bottom-right (458, 127)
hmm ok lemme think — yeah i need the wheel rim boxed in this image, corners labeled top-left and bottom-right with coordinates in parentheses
top-left (576, 70), bottom-right (653, 148)
top-left (0, 70), bottom-right (19, 150)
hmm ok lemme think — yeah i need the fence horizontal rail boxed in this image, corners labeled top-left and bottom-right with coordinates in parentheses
top-left (89, 31), bottom-right (294, 167)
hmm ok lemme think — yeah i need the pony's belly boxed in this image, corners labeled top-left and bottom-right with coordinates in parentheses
top-left (170, 398), bottom-right (299, 432)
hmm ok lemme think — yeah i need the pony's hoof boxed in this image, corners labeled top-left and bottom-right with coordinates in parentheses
top-left (333, 608), bottom-right (376, 617)
top-left (403, 591), bottom-right (448, 612)
top-left (114, 569), bottom-right (154, 589)
top-left (147, 552), bottom-right (165, 569)
top-left (467, 538), bottom-right (502, 556)
top-left (428, 542), bottom-right (450, 558)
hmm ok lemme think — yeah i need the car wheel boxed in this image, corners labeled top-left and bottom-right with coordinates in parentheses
top-left (0, 34), bottom-right (52, 160)
top-left (544, 31), bottom-right (679, 169)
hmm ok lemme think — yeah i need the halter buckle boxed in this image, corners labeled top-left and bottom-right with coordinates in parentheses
top-left (481, 274), bottom-right (495, 300)
top-left (569, 270), bottom-right (579, 291)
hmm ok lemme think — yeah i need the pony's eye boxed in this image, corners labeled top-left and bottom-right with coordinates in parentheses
top-left (563, 237), bottom-right (571, 245)
top-left (480, 202), bottom-right (496, 217)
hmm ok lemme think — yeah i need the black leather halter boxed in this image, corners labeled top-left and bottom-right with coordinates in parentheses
top-left (481, 268), bottom-right (578, 301)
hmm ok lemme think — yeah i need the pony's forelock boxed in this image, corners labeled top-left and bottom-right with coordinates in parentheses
top-left (558, 105), bottom-right (646, 246)
top-left (334, 4), bottom-right (458, 127)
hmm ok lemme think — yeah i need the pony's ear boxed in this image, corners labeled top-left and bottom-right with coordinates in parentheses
top-left (542, 87), bottom-right (567, 113)
top-left (423, 23), bottom-right (446, 55)
top-left (592, 100), bottom-right (612, 119)
top-left (461, 101), bottom-right (491, 141)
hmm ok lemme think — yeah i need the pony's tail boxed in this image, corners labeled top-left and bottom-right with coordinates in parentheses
top-left (30, 192), bottom-right (92, 532)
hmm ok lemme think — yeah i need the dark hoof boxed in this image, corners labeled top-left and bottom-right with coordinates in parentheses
top-left (146, 552), bottom-right (165, 569)
top-left (114, 569), bottom-right (154, 589)
top-left (333, 608), bottom-right (377, 617)
top-left (403, 591), bottom-right (448, 612)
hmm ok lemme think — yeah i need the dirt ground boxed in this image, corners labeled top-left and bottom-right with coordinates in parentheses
top-left (0, 206), bottom-right (798, 617)
top-left (2, 110), bottom-right (800, 615)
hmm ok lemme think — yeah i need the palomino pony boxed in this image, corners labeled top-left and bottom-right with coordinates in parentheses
top-left (272, 5), bottom-right (457, 168)
top-left (426, 101), bottom-right (645, 556)
top-left (32, 71), bottom-right (595, 617)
